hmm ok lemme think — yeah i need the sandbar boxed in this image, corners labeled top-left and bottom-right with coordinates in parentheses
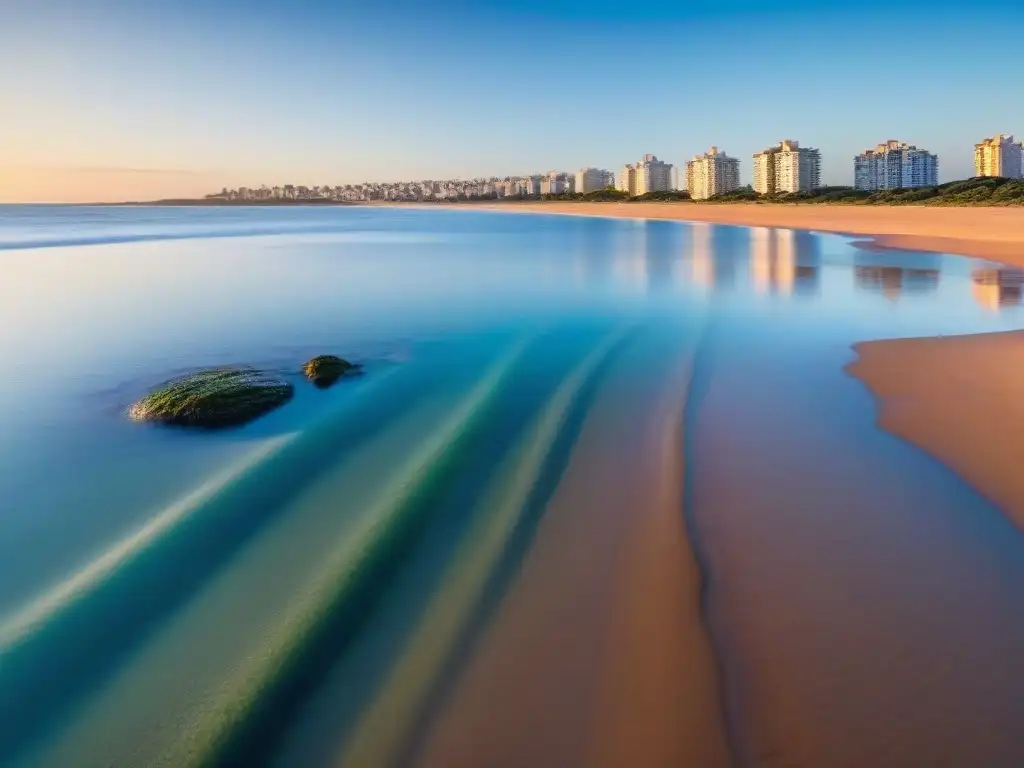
top-left (848, 330), bottom-right (1024, 529)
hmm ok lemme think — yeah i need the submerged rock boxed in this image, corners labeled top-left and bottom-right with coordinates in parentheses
top-left (130, 367), bottom-right (294, 428)
top-left (303, 355), bottom-right (361, 388)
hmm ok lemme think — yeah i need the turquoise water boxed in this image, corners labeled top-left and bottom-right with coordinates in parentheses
top-left (2, 205), bottom-right (1024, 766)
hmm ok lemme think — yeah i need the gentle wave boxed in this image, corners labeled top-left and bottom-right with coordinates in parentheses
top-left (0, 365), bottom-right (438, 760)
top-left (0, 225), bottom-right (439, 251)
top-left (155, 336), bottom-right (532, 767)
top-left (338, 324), bottom-right (637, 767)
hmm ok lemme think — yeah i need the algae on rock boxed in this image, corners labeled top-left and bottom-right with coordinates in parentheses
top-left (130, 367), bottom-right (294, 428)
top-left (303, 355), bottom-right (361, 388)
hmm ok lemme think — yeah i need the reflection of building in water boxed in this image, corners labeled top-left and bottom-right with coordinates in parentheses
top-left (855, 265), bottom-right (940, 300)
top-left (688, 223), bottom-right (742, 292)
top-left (971, 268), bottom-right (1024, 310)
top-left (904, 268), bottom-right (940, 294)
top-left (610, 220), bottom-right (647, 293)
top-left (641, 220), bottom-right (682, 292)
top-left (856, 266), bottom-right (903, 300)
top-left (573, 219), bottom-right (617, 286)
top-left (690, 224), bottom-right (715, 288)
top-left (794, 265), bottom-right (818, 293)
top-left (750, 228), bottom-right (820, 295)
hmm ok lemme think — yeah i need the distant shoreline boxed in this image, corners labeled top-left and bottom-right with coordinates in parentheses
top-left (96, 198), bottom-right (357, 207)
top-left (19, 197), bottom-right (1024, 267)
top-left (112, 196), bottom-right (1024, 208)
top-left (439, 201), bottom-right (1024, 268)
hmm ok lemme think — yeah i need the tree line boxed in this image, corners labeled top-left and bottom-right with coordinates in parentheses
top-left (441, 177), bottom-right (1024, 206)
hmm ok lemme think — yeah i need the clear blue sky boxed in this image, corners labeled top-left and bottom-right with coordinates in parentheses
top-left (3, 0), bottom-right (1024, 200)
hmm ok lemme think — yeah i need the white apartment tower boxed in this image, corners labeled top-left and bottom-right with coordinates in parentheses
top-left (854, 140), bottom-right (938, 190)
top-left (575, 167), bottom-right (615, 194)
top-left (540, 171), bottom-right (568, 195)
top-left (752, 140), bottom-right (822, 194)
top-left (617, 154), bottom-right (673, 196)
top-left (975, 135), bottom-right (1024, 179)
top-left (617, 164), bottom-right (637, 195)
top-left (635, 154), bottom-right (674, 195)
top-left (686, 146), bottom-right (741, 200)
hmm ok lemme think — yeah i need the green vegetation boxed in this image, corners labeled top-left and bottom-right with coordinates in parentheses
top-left (747, 177), bottom-right (1024, 205)
top-left (629, 190), bottom-right (693, 202)
top-left (705, 185), bottom-right (760, 202)
top-left (130, 367), bottom-right (294, 428)
top-left (456, 176), bottom-right (1024, 206)
top-left (303, 355), bottom-right (361, 388)
top-left (534, 187), bottom-right (690, 202)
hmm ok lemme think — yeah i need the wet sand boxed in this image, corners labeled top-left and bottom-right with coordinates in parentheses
top-left (413, 329), bottom-right (730, 768)
top-left (848, 331), bottom-right (1024, 529)
top-left (451, 203), bottom-right (1024, 266)
top-left (685, 329), bottom-right (1024, 767)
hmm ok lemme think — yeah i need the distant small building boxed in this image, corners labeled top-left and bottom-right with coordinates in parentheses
top-left (575, 167), bottom-right (614, 194)
top-left (540, 171), bottom-right (569, 195)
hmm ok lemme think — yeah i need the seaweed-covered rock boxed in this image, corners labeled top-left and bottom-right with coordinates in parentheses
top-left (303, 355), bottom-right (361, 388)
top-left (130, 367), bottom-right (294, 428)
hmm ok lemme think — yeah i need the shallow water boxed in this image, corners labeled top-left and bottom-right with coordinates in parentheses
top-left (2, 205), bottom-right (1024, 766)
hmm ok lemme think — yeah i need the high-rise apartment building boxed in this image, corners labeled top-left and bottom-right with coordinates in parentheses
top-left (616, 155), bottom-right (673, 196)
top-left (634, 154), bottom-right (674, 195)
top-left (974, 135), bottom-right (1024, 179)
top-left (686, 146), bottom-right (741, 200)
top-left (575, 167), bottom-right (614, 194)
top-left (540, 171), bottom-right (569, 195)
top-left (853, 140), bottom-right (938, 190)
top-left (617, 164), bottom-right (636, 195)
top-left (752, 140), bottom-right (821, 194)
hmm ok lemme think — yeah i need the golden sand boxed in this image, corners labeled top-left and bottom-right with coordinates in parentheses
top-left (404, 202), bottom-right (1024, 766)
top-left (848, 331), bottom-right (1024, 528)
top-left (413, 329), bottom-right (729, 768)
top-left (451, 202), bottom-right (1024, 265)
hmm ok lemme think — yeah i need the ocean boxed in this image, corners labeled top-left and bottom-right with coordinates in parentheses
top-left (2, 205), bottom-right (1024, 766)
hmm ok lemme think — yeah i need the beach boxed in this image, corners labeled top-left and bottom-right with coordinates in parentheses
top-left (418, 200), bottom-right (1024, 765)
top-left (848, 331), bottom-right (1024, 530)
top-left (8, 204), bottom-right (1024, 766)
top-left (464, 199), bottom-right (1024, 533)
top-left (413, 325), bottom-right (730, 768)
top-left (453, 202), bottom-right (1024, 266)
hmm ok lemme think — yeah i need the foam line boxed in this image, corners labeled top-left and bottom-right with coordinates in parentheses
top-left (0, 222), bottom-right (381, 251)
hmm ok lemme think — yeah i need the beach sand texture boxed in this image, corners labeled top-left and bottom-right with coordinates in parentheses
top-left (849, 331), bottom-right (1024, 529)
top-left (407, 328), bottom-right (1024, 768)
top-left (456, 202), bottom-right (1024, 266)
top-left (413, 327), bottom-right (731, 768)
top-left (397, 206), bottom-right (1024, 767)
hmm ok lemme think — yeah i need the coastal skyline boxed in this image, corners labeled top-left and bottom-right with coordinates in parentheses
top-left (3, 0), bottom-right (1024, 203)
